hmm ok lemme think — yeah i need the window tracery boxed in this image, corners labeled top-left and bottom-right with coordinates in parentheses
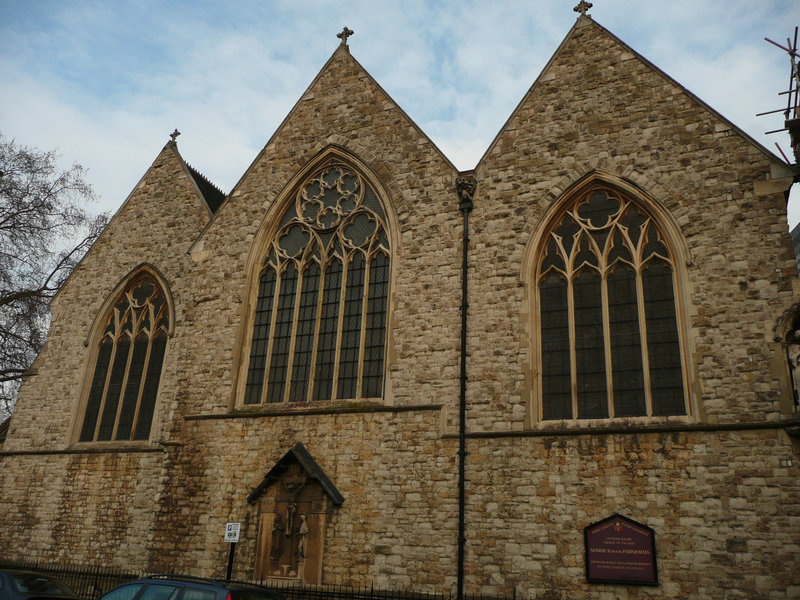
top-left (243, 160), bottom-right (390, 405)
top-left (79, 273), bottom-right (169, 442)
top-left (536, 184), bottom-right (687, 421)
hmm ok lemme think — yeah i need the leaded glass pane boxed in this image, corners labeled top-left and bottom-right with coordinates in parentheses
top-left (573, 235), bottom-right (598, 270)
top-left (540, 272), bottom-right (571, 420)
top-left (244, 269), bottom-right (277, 405)
top-left (98, 336), bottom-right (131, 440)
top-left (608, 266), bottom-right (645, 417)
top-left (344, 213), bottom-right (376, 247)
top-left (540, 238), bottom-right (564, 274)
top-left (266, 264), bottom-right (298, 403)
top-left (555, 218), bottom-right (579, 256)
top-left (577, 190), bottom-right (620, 227)
top-left (289, 265), bottom-right (320, 403)
top-left (363, 253), bottom-right (389, 397)
top-left (338, 254), bottom-right (365, 399)
top-left (642, 226), bottom-right (669, 261)
top-left (279, 225), bottom-right (310, 257)
top-left (608, 230), bottom-right (632, 265)
top-left (247, 160), bottom-right (390, 405)
top-left (621, 204), bottom-right (646, 246)
top-left (574, 269), bottom-right (607, 419)
top-left (313, 260), bottom-right (342, 401)
top-left (79, 339), bottom-right (113, 442)
top-left (134, 333), bottom-right (166, 440)
top-left (643, 260), bottom-right (685, 416)
top-left (116, 335), bottom-right (149, 440)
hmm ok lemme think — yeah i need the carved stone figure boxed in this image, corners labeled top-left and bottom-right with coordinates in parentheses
top-left (298, 514), bottom-right (309, 559)
top-left (269, 513), bottom-right (285, 561)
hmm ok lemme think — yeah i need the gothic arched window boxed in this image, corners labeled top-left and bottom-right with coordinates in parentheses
top-left (243, 160), bottom-right (390, 405)
top-left (535, 184), bottom-right (687, 421)
top-left (79, 273), bottom-right (169, 442)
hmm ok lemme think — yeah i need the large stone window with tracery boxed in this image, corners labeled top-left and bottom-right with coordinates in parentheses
top-left (243, 160), bottom-right (390, 405)
top-left (535, 184), bottom-right (687, 421)
top-left (79, 273), bottom-right (169, 442)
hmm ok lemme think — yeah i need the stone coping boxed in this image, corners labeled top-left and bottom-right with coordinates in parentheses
top-left (184, 403), bottom-right (445, 420)
top-left (4, 415), bottom-right (795, 455)
top-left (446, 418), bottom-right (800, 439)
top-left (0, 444), bottom-right (165, 457)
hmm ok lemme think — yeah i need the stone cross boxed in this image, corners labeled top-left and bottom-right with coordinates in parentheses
top-left (337, 27), bottom-right (354, 46)
top-left (170, 129), bottom-right (181, 142)
top-left (573, 1), bottom-right (593, 16)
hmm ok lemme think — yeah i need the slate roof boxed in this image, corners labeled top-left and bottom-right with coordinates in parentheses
top-left (186, 163), bottom-right (226, 214)
top-left (247, 442), bottom-right (344, 506)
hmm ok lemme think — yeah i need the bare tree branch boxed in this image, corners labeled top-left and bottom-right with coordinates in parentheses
top-left (0, 133), bottom-right (108, 420)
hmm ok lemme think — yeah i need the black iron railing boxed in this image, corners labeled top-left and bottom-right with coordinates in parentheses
top-left (0, 560), bottom-right (521, 600)
top-left (0, 559), bottom-right (143, 599)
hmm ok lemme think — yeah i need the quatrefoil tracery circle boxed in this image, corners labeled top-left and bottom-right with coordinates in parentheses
top-left (296, 164), bottom-right (364, 232)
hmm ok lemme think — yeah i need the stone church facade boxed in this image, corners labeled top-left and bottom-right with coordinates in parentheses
top-left (2, 14), bottom-right (799, 599)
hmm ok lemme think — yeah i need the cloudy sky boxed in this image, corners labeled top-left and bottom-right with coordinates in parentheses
top-left (1, 0), bottom-right (798, 225)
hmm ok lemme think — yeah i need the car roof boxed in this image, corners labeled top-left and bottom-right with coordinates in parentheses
top-left (127, 577), bottom-right (281, 598)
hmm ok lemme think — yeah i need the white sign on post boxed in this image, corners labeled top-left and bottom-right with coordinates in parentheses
top-left (225, 522), bottom-right (241, 543)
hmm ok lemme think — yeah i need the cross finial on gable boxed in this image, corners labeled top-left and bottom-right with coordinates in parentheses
top-left (337, 27), bottom-right (354, 46)
top-left (169, 129), bottom-right (181, 143)
top-left (574, 1), bottom-right (593, 16)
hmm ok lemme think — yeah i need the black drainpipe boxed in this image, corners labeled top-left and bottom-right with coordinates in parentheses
top-left (455, 174), bottom-right (476, 600)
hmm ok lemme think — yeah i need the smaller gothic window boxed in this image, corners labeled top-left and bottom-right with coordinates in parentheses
top-left (243, 160), bottom-right (390, 405)
top-left (536, 185), bottom-right (687, 421)
top-left (79, 274), bottom-right (169, 442)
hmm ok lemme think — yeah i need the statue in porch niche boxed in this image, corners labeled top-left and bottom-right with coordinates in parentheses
top-left (298, 514), bottom-right (309, 559)
top-left (249, 443), bottom-right (344, 585)
top-left (269, 513), bottom-right (285, 562)
top-left (257, 463), bottom-right (326, 580)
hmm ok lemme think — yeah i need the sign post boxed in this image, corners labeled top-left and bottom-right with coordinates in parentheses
top-left (225, 522), bottom-right (241, 581)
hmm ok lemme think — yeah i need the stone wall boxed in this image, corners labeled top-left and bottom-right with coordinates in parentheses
top-left (464, 429), bottom-right (800, 599)
top-left (0, 16), bottom-right (798, 600)
top-left (471, 18), bottom-right (797, 432)
top-left (1, 142), bottom-right (210, 453)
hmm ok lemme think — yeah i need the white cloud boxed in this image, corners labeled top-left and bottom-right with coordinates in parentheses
top-left (0, 0), bottom-right (797, 224)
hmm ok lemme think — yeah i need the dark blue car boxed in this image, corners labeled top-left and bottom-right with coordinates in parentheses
top-left (97, 577), bottom-right (282, 600)
top-left (0, 571), bottom-right (78, 600)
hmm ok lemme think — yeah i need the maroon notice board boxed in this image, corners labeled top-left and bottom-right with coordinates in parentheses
top-left (584, 514), bottom-right (658, 586)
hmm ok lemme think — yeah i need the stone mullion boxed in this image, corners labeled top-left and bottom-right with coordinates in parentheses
top-left (635, 232), bottom-right (654, 416)
top-left (110, 304), bottom-right (149, 440)
top-left (331, 250), bottom-right (350, 400)
top-left (127, 333), bottom-right (154, 441)
top-left (128, 301), bottom-right (162, 440)
top-left (600, 253), bottom-right (614, 419)
top-left (306, 257), bottom-right (325, 403)
top-left (567, 270), bottom-right (578, 420)
top-left (672, 268), bottom-right (691, 416)
top-left (110, 329), bottom-right (136, 441)
top-left (356, 248), bottom-right (372, 399)
top-left (282, 259), bottom-right (305, 404)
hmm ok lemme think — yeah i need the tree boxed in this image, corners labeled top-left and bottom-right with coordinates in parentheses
top-left (0, 133), bottom-right (108, 421)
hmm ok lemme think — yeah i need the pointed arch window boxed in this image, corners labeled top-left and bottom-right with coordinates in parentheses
top-left (243, 160), bottom-right (390, 405)
top-left (79, 273), bottom-right (169, 442)
top-left (536, 184), bottom-right (687, 421)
